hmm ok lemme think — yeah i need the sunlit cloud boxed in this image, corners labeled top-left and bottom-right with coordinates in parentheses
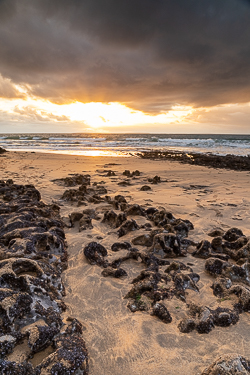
top-left (0, 96), bottom-right (193, 131)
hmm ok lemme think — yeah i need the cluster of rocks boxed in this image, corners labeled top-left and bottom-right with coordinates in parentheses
top-left (122, 170), bottom-right (140, 178)
top-left (57, 170), bottom-right (250, 373)
top-left (57, 174), bottom-right (108, 205)
top-left (138, 150), bottom-right (250, 172)
top-left (193, 227), bottom-right (250, 263)
top-left (0, 180), bottom-right (88, 374)
top-left (125, 260), bottom-right (199, 319)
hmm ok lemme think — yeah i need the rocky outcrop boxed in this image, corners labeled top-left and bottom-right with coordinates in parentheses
top-left (0, 180), bottom-right (88, 374)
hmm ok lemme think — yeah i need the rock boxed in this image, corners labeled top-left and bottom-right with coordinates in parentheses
top-left (101, 267), bottom-right (127, 278)
top-left (111, 242), bottom-right (131, 252)
top-left (212, 307), bottom-right (239, 327)
top-left (211, 237), bottom-right (223, 252)
top-left (148, 176), bottom-right (161, 184)
top-left (178, 318), bottom-right (196, 333)
top-left (69, 212), bottom-right (84, 225)
top-left (37, 333), bottom-right (88, 374)
top-left (127, 296), bottom-right (150, 312)
top-left (208, 229), bottom-right (225, 237)
top-left (106, 170), bottom-right (116, 176)
top-left (151, 210), bottom-right (174, 227)
top-left (138, 150), bottom-right (250, 172)
top-left (118, 180), bottom-right (131, 186)
top-left (132, 233), bottom-right (154, 247)
top-left (173, 272), bottom-right (199, 292)
top-left (151, 303), bottom-right (172, 323)
top-left (0, 147), bottom-right (7, 154)
top-left (193, 240), bottom-right (212, 259)
top-left (0, 181), bottom-right (89, 374)
top-left (201, 354), bottom-right (250, 374)
top-left (102, 210), bottom-right (127, 228)
top-left (84, 242), bottom-right (107, 266)
top-left (140, 185), bottom-right (151, 191)
top-left (173, 221), bottom-right (190, 238)
top-left (150, 233), bottom-right (182, 257)
top-left (125, 204), bottom-right (146, 216)
top-left (123, 170), bottom-right (140, 177)
top-left (82, 208), bottom-right (98, 219)
top-left (118, 219), bottom-right (139, 237)
top-left (205, 258), bottom-right (225, 275)
top-left (195, 307), bottom-right (214, 334)
top-left (223, 228), bottom-right (244, 242)
top-left (146, 207), bottom-right (158, 218)
top-left (79, 215), bottom-right (93, 231)
top-left (54, 174), bottom-right (90, 187)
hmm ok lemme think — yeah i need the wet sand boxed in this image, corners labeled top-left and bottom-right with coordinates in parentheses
top-left (1, 150), bottom-right (250, 374)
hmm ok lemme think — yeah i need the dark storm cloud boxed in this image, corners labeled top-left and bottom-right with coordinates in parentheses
top-left (0, 0), bottom-right (250, 112)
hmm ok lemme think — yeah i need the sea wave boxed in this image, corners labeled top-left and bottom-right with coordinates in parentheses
top-left (1, 133), bottom-right (250, 156)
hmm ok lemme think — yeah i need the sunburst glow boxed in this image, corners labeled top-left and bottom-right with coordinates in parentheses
top-left (0, 95), bottom-right (193, 131)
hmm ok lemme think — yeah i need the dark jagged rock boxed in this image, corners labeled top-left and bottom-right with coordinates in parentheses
top-left (111, 242), bottom-right (131, 252)
top-left (60, 175), bottom-right (106, 205)
top-left (125, 259), bottom-right (199, 321)
top-left (151, 302), bottom-right (172, 323)
top-left (101, 267), bottom-right (127, 278)
top-left (132, 233), bottom-right (155, 247)
top-left (148, 176), bottom-right (161, 184)
top-left (212, 307), bottom-right (239, 327)
top-left (146, 207), bottom-right (158, 218)
top-left (208, 228), bottom-right (225, 237)
top-left (117, 219), bottom-right (140, 237)
top-left (84, 242), bottom-right (107, 266)
top-left (127, 297), bottom-right (150, 312)
top-left (178, 318), bottom-right (196, 333)
top-left (193, 240), bottom-right (212, 259)
top-left (0, 180), bottom-right (89, 374)
top-left (106, 170), bottom-right (116, 176)
top-left (108, 249), bottom-right (140, 269)
top-left (125, 204), bottom-right (146, 216)
top-left (194, 307), bottom-right (215, 334)
top-left (102, 210), bottom-right (127, 228)
top-left (37, 331), bottom-right (88, 374)
top-left (105, 195), bottom-right (128, 211)
top-left (53, 174), bottom-right (90, 187)
top-left (79, 215), bottom-right (93, 231)
top-left (0, 147), bottom-right (7, 154)
top-left (150, 233), bottom-right (182, 257)
top-left (151, 210), bottom-right (174, 227)
top-left (123, 170), bottom-right (140, 177)
top-left (69, 212), bottom-right (83, 226)
top-left (118, 180), bottom-right (131, 186)
top-left (201, 354), bottom-right (250, 374)
top-left (138, 150), bottom-right (250, 172)
top-left (223, 228), bottom-right (244, 242)
top-left (140, 185), bottom-right (151, 191)
top-left (205, 258), bottom-right (250, 285)
top-left (205, 258), bottom-right (225, 275)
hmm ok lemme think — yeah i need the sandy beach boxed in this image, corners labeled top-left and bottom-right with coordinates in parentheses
top-left (1, 150), bottom-right (250, 374)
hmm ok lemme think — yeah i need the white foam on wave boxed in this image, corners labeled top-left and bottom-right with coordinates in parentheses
top-left (2, 134), bottom-right (250, 156)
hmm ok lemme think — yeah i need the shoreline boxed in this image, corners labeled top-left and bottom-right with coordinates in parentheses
top-left (1, 150), bottom-right (250, 374)
top-left (3, 147), bottom-right (250, 171)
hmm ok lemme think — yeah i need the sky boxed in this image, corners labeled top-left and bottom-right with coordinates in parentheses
top-left (0, 0), bottom-right (250, 134)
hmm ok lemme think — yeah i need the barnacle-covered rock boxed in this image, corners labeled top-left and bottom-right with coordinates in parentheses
top-left (84, 242), bottom-right (107, 266)
top-left (201, 354), bottom-right (250, 374)
top-left (0, 181), bottom-right (89, 374)
top-left (117, 219), bottom-right (140, 237)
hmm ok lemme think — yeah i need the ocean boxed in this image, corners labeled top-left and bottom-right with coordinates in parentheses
top-left (1, 133), bottom-right (250, 157)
